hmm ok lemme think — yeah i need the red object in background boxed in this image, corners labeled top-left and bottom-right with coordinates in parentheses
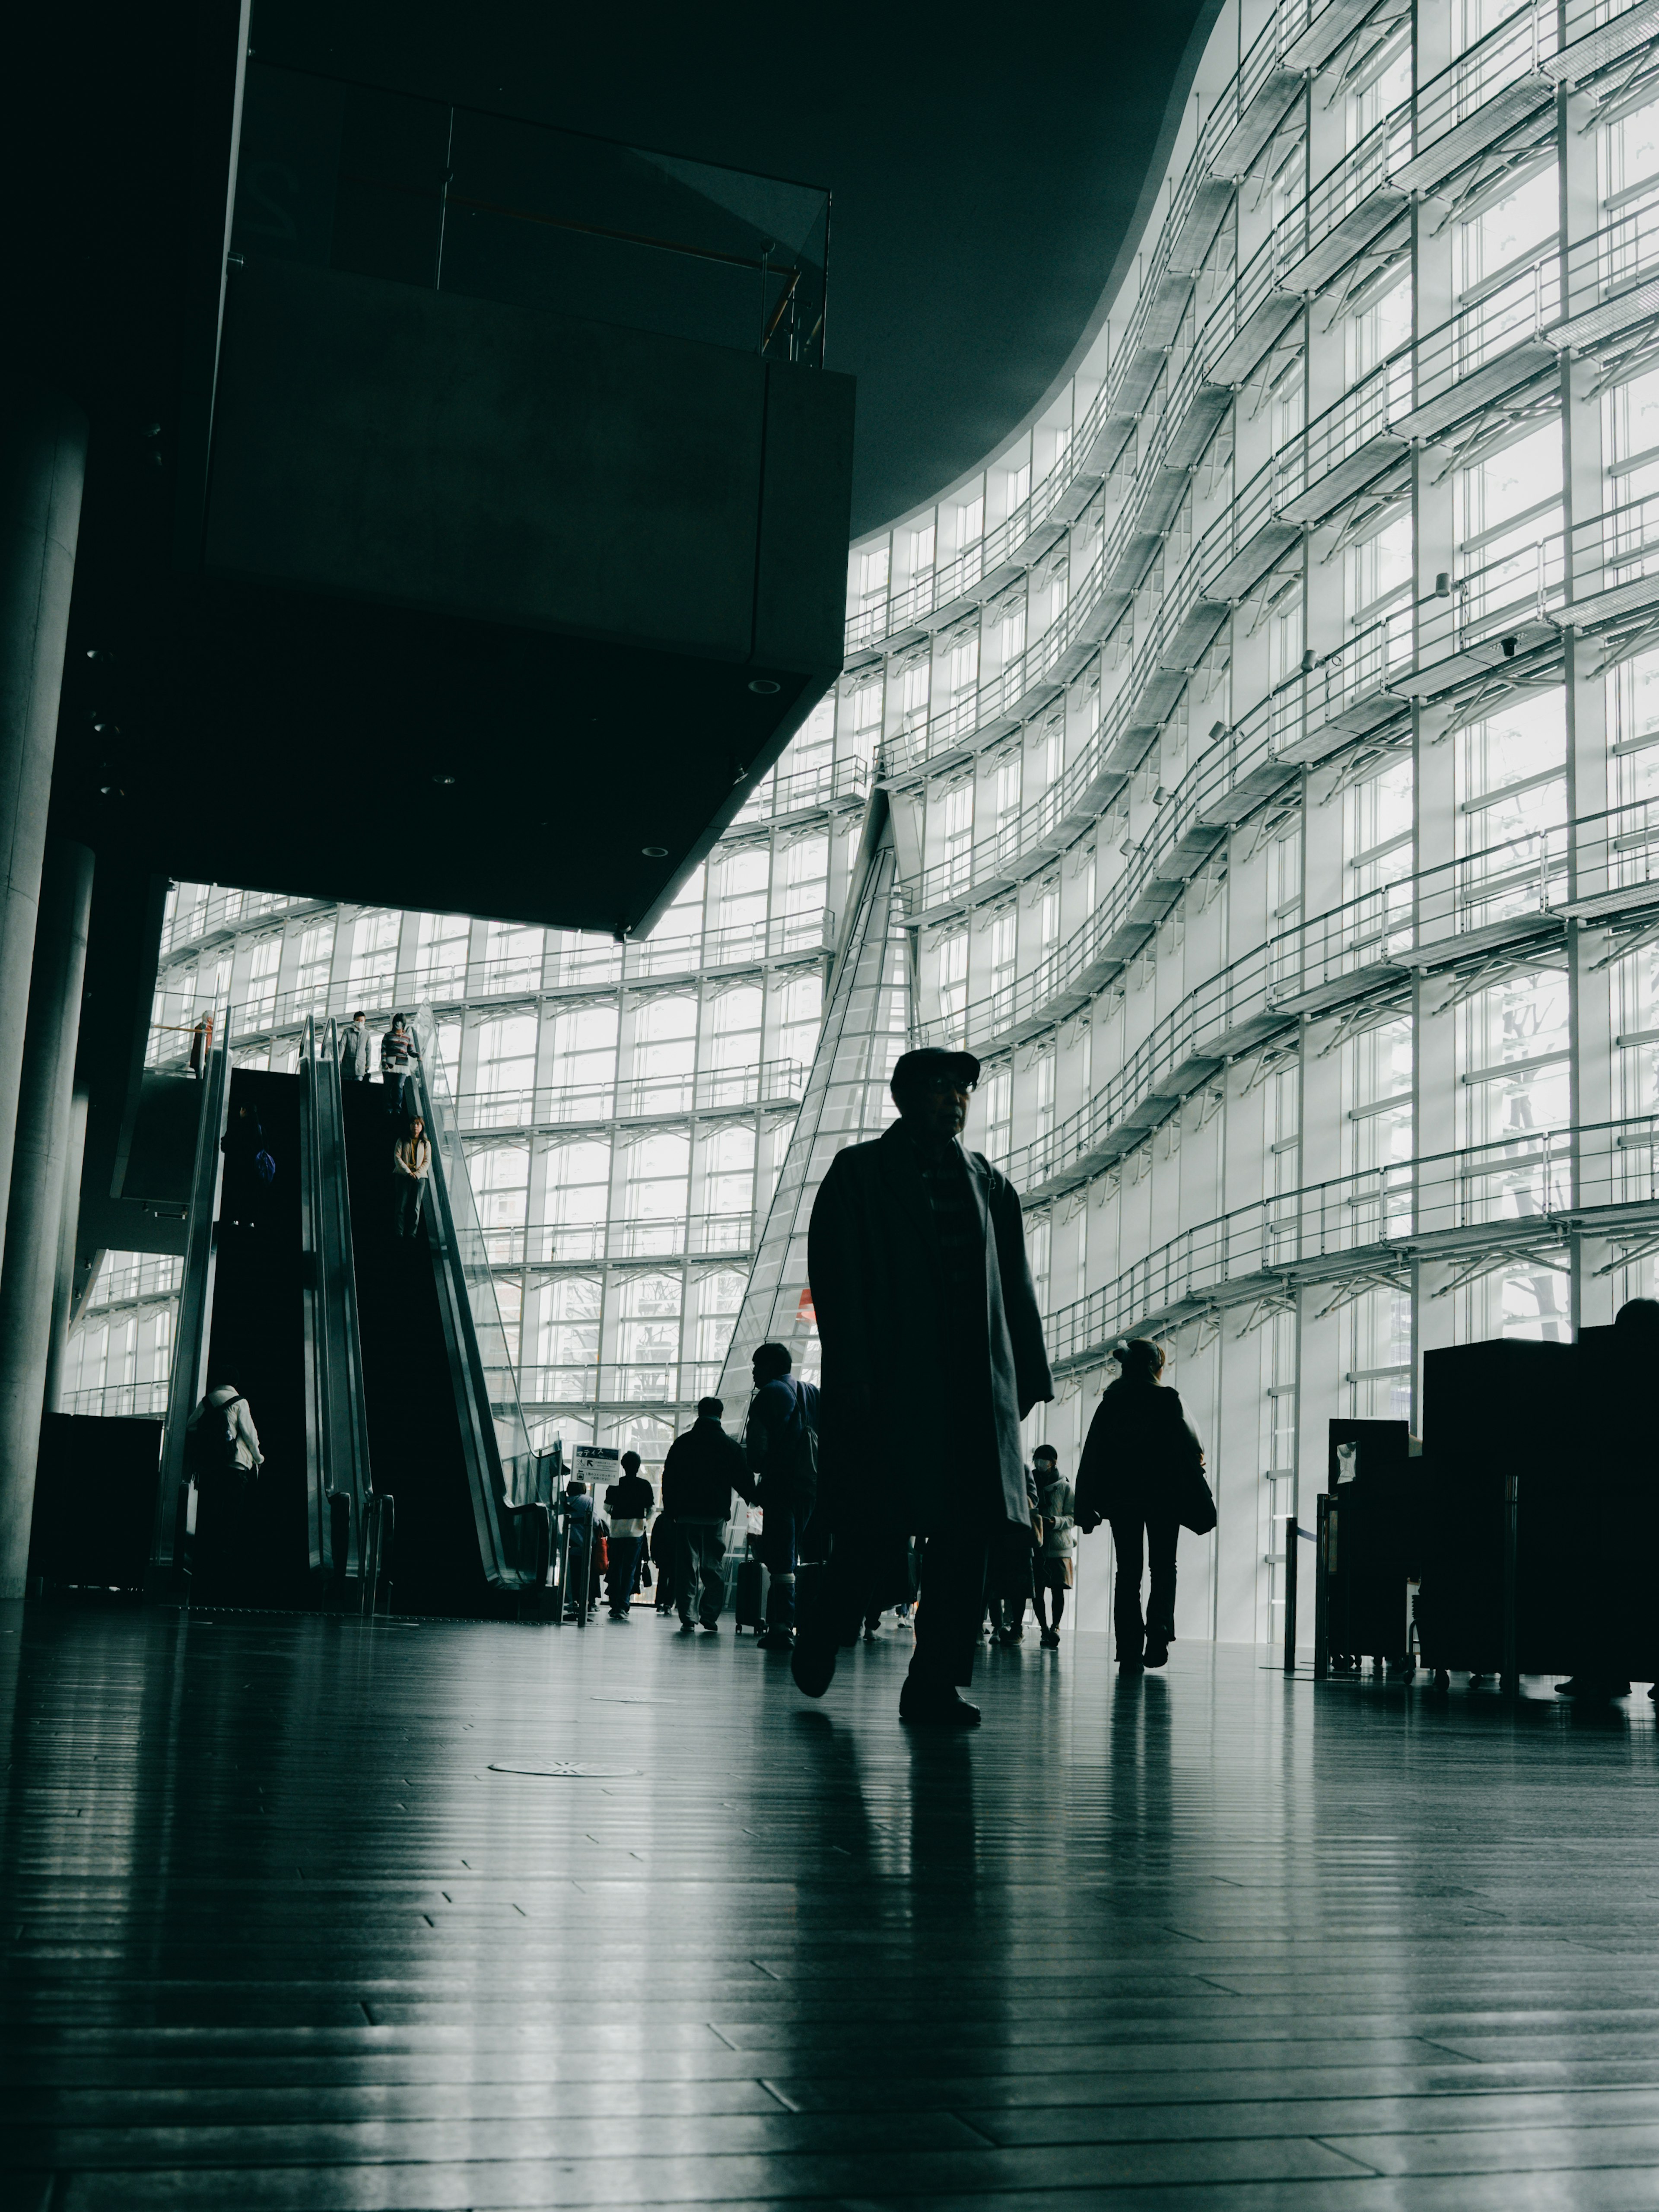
top-left (796, 1287), bottom-right (817, 1325)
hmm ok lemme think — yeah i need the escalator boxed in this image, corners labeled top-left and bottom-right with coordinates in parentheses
top-left (337, 1015), bottom-right (542, 1615)
top-left (197, 1066), bottom-right (309, 1603)
top-left (153, 1015), bottom-right (539, 1614)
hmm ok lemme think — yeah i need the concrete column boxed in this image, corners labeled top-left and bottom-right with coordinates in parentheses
top-left (0, 839), bottom-right (95, 1596)
top-left (41, 1088), bottom-right (89, 1416)
top-left (0, 387), bottom-right (88, 1275)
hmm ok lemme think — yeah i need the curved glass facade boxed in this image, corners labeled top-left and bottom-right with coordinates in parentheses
top-left (75, 0), bottom-right (1659, 1647)
top-left (843, 0), bottom-right (1659, 1644)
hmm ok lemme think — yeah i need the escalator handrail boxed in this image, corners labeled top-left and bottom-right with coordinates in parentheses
top-left (406, 1013), bottom-right (522, 1587)
top-left (319, 1018), bottom-right (375, 1565)
top-left (152, 1020), bottom-right (233, 1571)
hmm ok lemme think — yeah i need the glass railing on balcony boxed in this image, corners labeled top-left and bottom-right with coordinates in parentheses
top-left (516, 1360), bottom-right (726, 1407)
top-left (480, 1211), bottom-right (757, 1266)
top-left (993, 794), bottom-right (1659, 1195)
top-left (733, 752), bottom-right (871, 822)
top-left (233, 60), bottom-right (830, 365)
top-left (1410, 0), bottom-right (1558, 176)
top-left (449, 1058), bottom-right (808, 1133)
top-left (63, 1381), bottom-right (172, 1419)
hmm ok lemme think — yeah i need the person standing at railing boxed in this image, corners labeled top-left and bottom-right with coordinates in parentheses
top-left (339, 1010), bottom-right (372, 1082)
top-left (381, 1014), bottom-right (419, 1117)
top-left (391, 1116), bottom-right (431, 1239)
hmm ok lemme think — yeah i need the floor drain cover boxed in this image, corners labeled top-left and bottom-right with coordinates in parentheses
top-left (488, 1761), bottom-right (642, 1779)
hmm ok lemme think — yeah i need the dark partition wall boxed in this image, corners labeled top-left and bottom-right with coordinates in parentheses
top-left (29, 1415), bottom-right (162, 1590)
top-left (1419, 1340), bottom-right (1580, 1676)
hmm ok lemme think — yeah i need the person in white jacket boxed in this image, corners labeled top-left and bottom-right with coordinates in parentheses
top-left (187, 1383), bottom-right (264, 1475)
top-left (1033, 1445), bottom-right (1076, 1649)
top-left (338, 1011), bottom-right (372, 1082)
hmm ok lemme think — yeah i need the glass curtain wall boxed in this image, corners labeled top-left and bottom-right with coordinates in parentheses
top-left (91, 0), bottom-right (1659, 1650)
top-left (842, 0), bottom-right (1659, 1646)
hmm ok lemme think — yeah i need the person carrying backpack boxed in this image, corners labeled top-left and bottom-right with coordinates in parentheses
top-left (185, 1382), bottom-right (264, 1595)
top-left (187, 1382), bottom-right (264, 1483)
top-left (742, 1341), bottom-right (818, 1653)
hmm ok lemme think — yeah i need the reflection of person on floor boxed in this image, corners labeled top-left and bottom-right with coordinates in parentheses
top-left (793, 1044), bottom-right (1053, 1728)
top-left (391, 1116), bottom-right (430, 1239)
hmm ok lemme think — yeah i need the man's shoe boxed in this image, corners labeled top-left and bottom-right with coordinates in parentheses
top-left (1557, 1675), bottom-right (1630, 1699)
top-left (699, 1619), bottom-right (720, 1634)
top-left (677, 1619), bottom-right (697, 1634)
top-left (1143, 1638), bottom-right (1170, 1668)
top-left (758, 1627), bottom-right (795, 1653)
top-left (863, 1626), bottom-right (878, 1643)
top-left (899, 1678), bottom-right (981, 1727)
top-left (1119, 1656), bottom-right (1145, 1673)
top-left (791, 1637), bottom-right (837, 1698)
top-left (1040, 1630), bottom-right (1059, 1649)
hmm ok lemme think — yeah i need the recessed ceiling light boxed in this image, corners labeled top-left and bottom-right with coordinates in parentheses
top-left (432, 772), bottom-right (457, 785)
top-left (747, 678), bottom-right (780, 695)
top-left (641, 845), bottom-right (668, 858)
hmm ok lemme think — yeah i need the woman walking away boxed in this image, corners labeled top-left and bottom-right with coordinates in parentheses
top-left (1075, 1339), bottom-right (1207, 1673)
top-left (1032, 1444), bottom-right (1075, 1647)
top-left (391, 1115), bottom-right (431, 1239)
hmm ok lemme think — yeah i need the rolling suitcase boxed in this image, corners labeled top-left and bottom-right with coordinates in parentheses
top-left (734, 1540), bottom-right (768, 1634)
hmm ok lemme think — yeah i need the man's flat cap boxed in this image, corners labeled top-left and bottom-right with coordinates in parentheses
top-left (891, 1046), bottom-right (982, 1095)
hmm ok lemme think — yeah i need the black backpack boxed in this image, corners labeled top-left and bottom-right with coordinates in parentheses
top-left (190, 1397), bottom-right (246, 1485)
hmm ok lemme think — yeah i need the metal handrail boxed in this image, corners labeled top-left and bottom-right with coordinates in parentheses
top-left (1048, 1108), bottom-right (1659, 1377)
top-left (149, 1017), bottom-right (233, 1583)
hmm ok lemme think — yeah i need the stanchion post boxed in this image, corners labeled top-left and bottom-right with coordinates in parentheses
top-left (1313, 1495), bottom-right (1332, 1681)
top-left (1282, 1511), bottom-right (1299, 1674)
top-left (554, 1497), bottom-right (571, 1626)
top-left (1501, 1468), bottom-right (1519, 1695)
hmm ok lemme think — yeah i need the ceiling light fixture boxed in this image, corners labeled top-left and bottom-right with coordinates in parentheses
top-left (641, 845), bottom-right (668, 858)
top-left (747, 678), bottom-right (780, 695)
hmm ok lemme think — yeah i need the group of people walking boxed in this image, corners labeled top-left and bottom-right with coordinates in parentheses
top-left (626, 1045), bottom-right (1210, 1726)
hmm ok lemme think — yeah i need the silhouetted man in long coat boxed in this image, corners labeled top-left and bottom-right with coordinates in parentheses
top-left (792, 1046), bottom-right (1053, 1726)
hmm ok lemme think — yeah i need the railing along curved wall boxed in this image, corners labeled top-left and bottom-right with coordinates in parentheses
top-left (1046, 1109), bottom-right (1659, 1379)
top-left (148, 917), bottom-right (837, 1069)
top-left (848, 0), bottom-right (1635, 661)
top-left (843, 0), bottom-right (1398, 655)
top-left (864, 0), bottom-right (1659, 858)
top-left (994, 795), bottom-right (1659, 1201)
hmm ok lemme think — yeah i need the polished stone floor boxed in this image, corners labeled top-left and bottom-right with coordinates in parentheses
top-left (6, 1604), bottom-right (1659, 2210)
